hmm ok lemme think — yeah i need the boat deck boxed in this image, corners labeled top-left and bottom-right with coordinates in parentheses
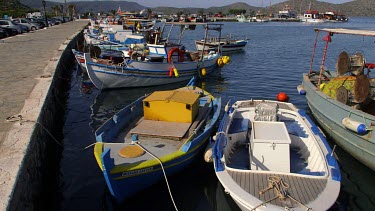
top-left (227, 169), bottom-right (327, 208)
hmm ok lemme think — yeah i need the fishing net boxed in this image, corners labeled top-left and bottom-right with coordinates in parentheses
top-left (320, 76), bottom-right (356, 99)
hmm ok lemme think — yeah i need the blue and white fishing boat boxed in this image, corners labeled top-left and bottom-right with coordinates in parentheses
top-left (84, 23), bottom-right (225, 89)
top-left (93, 80), bottom-right (221, 203)
top-left (73, 47), bottom-right (128, 73)
top-left (212, 99), bottom-right (341, 210)
top-left (301, 28), bottom-right (375, 171)
top-left (195, 36), bottom-right (248, 53)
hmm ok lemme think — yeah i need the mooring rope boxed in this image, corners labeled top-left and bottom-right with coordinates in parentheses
top-left (6, 114), bottom-right (95, 151)
top-left (134, 141), bottom-right (179, 211)
top-left (251, 176), bottom-right (311, 211)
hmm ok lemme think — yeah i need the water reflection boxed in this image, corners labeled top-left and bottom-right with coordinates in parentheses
top-left (59, 18), bottom-right (375, 211)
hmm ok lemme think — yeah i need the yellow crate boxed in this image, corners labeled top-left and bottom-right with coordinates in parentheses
top-left (143, 90), bottom-right (200, 123)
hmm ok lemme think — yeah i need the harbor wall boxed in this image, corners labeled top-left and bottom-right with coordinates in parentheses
top-left (5, 30), bottom-right (85, 211)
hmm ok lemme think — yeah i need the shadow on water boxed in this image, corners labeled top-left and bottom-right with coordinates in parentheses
top-left (113, 159), bottom-right (241, 211)
top-left (57, 18), bottom-right (375, 211)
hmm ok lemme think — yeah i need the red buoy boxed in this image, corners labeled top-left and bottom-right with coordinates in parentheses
top-left (277, 92), bottom-right (289, 102)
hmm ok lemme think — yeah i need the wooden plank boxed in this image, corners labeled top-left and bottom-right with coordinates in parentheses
top-left (286, 174), bottom-right (301, 207)
top-left (293, 174), bottom-right (308, 204)
top-left (253, 173), bottom-right (261, 202)
top-left (227, 171), bottom-right (328, 209)
top-left (263, 173), bottom-right (272, 205)
top-left (245, 171), bottom-right (250, 193)
top-left (130, 120), bottom-right (191, 140)
top-left (308, 178), bottom-right (320, 199)
top-left (302, 177), bottom-right (314, 203)
top-left (240, 170), bottom-right (245, 189)
top-left (249, 171), bottom-right (254, 195)
top-left (259, 173), bottom-right (267, 202)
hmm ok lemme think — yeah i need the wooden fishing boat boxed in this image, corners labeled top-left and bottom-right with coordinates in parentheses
top-left (84, 51), bottom-right (219, 89)
top-left (212, 99), bottom-right (341, 210)
top-left (195, 36), bottom-right (248, 53)
top-left (84, 23), bottom-right (225, 90)
top-left (301, 28), bottom-right (375, 171)
top-left (72, 49), bottom-right (86, 72)
top-left (73, 48), bottom-right (126, 73)
top-left (93, 80), bottom-right (221, 203)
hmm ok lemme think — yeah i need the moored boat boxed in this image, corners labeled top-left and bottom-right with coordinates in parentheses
top-left (212, 99), bottom-right (341, 210)
top-left (84, 23), bottom-right (225, 90)
top-left (301, 28), bottom-right (375, 171)
top-left (93, 80), bottom-right (221, 203)
top-left (195, 36), bottom-right (248, 53)
top-left (301, 10), bottom-right (325, 23)
top-left (324, 11), bottom-right (348, 22)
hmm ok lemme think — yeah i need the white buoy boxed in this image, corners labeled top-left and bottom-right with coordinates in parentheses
top-left (342, 117), bottom-right (368, 134)
top-left (297, 84), bottom-right (306, 95)
top-left (204, 143), bottom-right (213, 163)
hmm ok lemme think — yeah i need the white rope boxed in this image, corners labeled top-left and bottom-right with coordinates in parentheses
top-left (6, 114), bottom-right (96, 151)
top-left (134, 141), bottom-right (178, 211)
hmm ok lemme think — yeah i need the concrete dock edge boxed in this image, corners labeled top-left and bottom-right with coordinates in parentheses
top-left (0, 22), bottom-right (87, 210)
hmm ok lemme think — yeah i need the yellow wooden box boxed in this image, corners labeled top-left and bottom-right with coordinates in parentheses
top-left (143, 90), bottom-right (200, 123)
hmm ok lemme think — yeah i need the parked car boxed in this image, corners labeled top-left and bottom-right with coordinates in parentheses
top-left (53, 16), bottom-right (65, 23)
top-left (0, 19), bottom-right (22, 34)
top-left (0, 28), bottom-right (8, 39)
top-left (15, 23), bottom-right (29, 33)
top-left (26, 18), bottom-right (46, 28)
top-left (49, 18), bottom-right (61, 25)
top-left (0, 26), bottom-right (18, 36)
top-left (12, 18), bottom-right (39, 31)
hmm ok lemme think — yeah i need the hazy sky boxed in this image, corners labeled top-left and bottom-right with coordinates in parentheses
top-left (52, 0), bottom-right (353, 8)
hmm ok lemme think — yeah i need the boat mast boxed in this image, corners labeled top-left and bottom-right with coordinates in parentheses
top-left (318, 32), bottom-right (332, 85)
top-left (200, 24), bottom-right (209, 60)
top-left (309, 30), bottom-right (320, 74)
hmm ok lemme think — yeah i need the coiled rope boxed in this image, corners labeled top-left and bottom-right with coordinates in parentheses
top-left (252, 176), bottom-right (311, 211)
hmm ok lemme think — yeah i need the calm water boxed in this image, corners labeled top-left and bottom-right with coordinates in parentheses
top-left (59, 17), bottom-right (375, 211)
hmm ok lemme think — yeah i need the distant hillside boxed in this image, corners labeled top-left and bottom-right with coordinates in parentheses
top-left (18, 0), bottom-right (375, 17)
top-left (0, 0), bottom-right (32, 17)
top-left (340, 0), bottom-right (375, 17)
top-left (19, 0), bottom-right (146, 14)
top-left (153, 2), bottom-right (260, 15)
top-left (0, 0), bottom-right (30, 11)
top-left (269, 0), bottom-right (373, 17)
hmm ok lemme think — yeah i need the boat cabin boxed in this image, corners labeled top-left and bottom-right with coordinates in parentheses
top-left (143, 90), bottom-right (199, 123)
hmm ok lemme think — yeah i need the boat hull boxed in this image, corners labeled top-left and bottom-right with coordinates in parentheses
top-left (101, 134), bottom-right (210, 203)
top-left (94, 88), bottom-right (221, 203)
top-left (212, 99), bottom-right (340, 210)
top-left (72, 49), bottom-right (86, 72)
top-left (302, 74), bottom-right (375, 171)
top-left (195, 40), bottom-right (247, 52)
top-left (85, 53), bottom-right (219, 89)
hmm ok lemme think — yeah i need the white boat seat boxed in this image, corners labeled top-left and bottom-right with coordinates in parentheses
top-left (254, 103), bottom-right (279, 121)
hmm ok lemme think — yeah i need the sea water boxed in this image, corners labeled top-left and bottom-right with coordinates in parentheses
top-left (58, 17), bottom-right (375, 210)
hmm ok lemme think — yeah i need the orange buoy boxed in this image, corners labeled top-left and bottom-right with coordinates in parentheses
top-left (201, 68), bottom-right (207, 76)
top-left (277, 92), bottom-right (289, 102)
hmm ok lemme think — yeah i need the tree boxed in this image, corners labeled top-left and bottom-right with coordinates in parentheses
top-left (147, 8), bottom-right (152, 19)
top-left (67, 4), bottom-right (75, 20)
top-left (198, 9), bottom-right (204, 17)
top-left (51, 5), bottom-right (60, 17)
